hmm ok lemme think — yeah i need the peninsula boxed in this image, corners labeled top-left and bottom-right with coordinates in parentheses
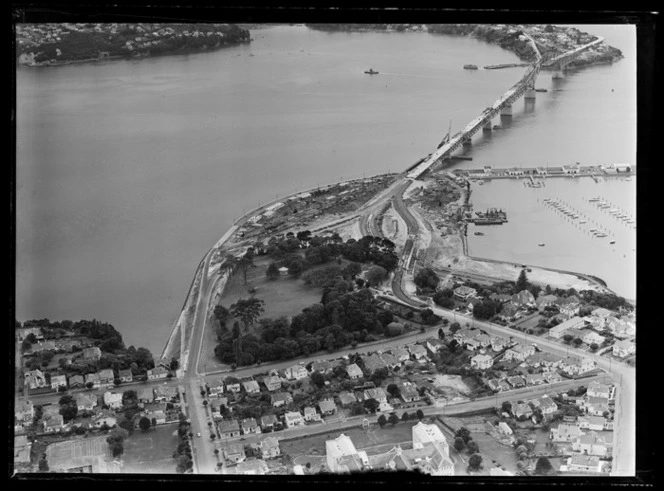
top-left (16, 23), bottom-right (250, 66)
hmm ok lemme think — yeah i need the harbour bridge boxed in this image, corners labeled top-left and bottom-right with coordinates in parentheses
top-left (406, 36), bottom-right (605, 179)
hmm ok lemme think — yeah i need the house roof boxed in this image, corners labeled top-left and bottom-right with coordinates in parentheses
top-left (219, 419), bottom-right (240, 432)
top-left (271, 392), bottom-right (292, 404)
top-left (241, 418), bottom-right (258, 429)
top-left (319, 399), bottom-right (336, 413)
top-left (338, 391), bottom-right (357, 405)
top-left (242, 380), bottom-right (260, 392)
top-left (569, 454), bottom-right (600, 467)
top-left (137, 387), bottom-right (154, 400)
top-left (346, 363), bottom-right (363, 377)
top-left (408, 344), bottom-right (427, 355)
top-left (118, 369), bottom-right (132, 377)
top-left (260, 414), bottom-right (278, 425)
top-left (98, 368), bottom-right (115, 379)
top-left (285, 411), bottom-right (303, 422)
top-left (261, 436), bottom-right (279, 450)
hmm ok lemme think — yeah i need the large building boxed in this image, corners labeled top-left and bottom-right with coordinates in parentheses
top-left (325, 434), bottom-right (371, 473)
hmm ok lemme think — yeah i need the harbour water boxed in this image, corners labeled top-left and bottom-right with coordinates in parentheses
top-left (15, 24), bottom-right (636, 354)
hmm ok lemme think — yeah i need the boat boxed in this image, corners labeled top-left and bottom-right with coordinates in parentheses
top-left (535, 88), bottom-right (548, 93)
top-left (579, 220), bottom-right (587, 224)
top-left (364, 68), bottom-right (379, 75)
top-left (474, 232), bottom-right (484, 236)
top-left (609, 240), bottom-right (616, 244)
top-left (588, 197), bottom-right (600, 202)
top-left (596, 233), bottom-right (607, 237)
top-left (463, 64), bottom-right (478, 70)
top-left (538, 243), bottom-right (545, 247)
top-left (493, 125), bottom-right (502, 130)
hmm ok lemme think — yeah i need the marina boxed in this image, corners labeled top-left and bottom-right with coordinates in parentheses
top-left (456, 164), bottom-right (634, 182)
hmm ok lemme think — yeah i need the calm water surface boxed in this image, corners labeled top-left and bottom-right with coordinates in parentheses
top-left (16, 25), bottom-right (636, 354)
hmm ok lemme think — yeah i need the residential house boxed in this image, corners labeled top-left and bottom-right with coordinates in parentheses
top-left (525, 373), bottom-right (546, 386)
top-left (224, 380), bottom-right (241, 393)
top-left (525, 352), bottom-right (563, 370)
top-left (545, 371), bottom-right (564, 384)
top-left (511, 290), bottom-right (536, 307)
top-left (303, 406), bottom-right (321, 422)
top-left (499, 380), bottom-right (511, 392)
top-left (408, 344), bottom-right (428, 361)
top-left (583, 396), bottom-right (611, 417)
top-left (613, 339), bottom-right (635, 358)
top-left (584, 315), bottom-right (606, 331)
top-left (16, 327), bottom-right (44, 342)
top-left (270, 392), bottom-right (292, 408)
top-left (503, 343), bottom-right (535, 362)
top-left (147, 367), bottom-right (169, 380)
top-left (369, 442), bottom-right (454, 476)
top-left (489, 293), bottom-right (512, 304)
top-left (559, 302), bottom-right (581, 320)
top-left (463, 336), bottom-right (482, 351)
top-left (531, 395), bottom-right (557, 415)
top-left (210, 399), bottom-right (228, 420)
top-left (284, 365), bottom-right (308, 380)
top-left (346, 363), bottom-right (364, 380)
top-left (548, 316), bottom-right (586, 339)
top-left (499, 303), bottom-right (520, 321)
top-left (263, 375), bottom-right (282, 391)
top-left (43, 414), bottom-right (65, 433)
top-left (224, 443), bottom-right (246, 464)
top-left (362, 354), bottom-right (387, 372)
top-left (15, 400), bottom-right (34, 423)
top-left (98, 369), bottom-right (115, 386)
top-left (572, 431), bottom-right (611, 457)
top-left (219, 419), bottom-right (241, 438)
top-left (50, 374), bottom-right (67, 390)
top-left (424, 338), bottom-right (445, 355)
top-left (490, 336), bottom-right (509, 352)
top-left (103, 391), bottom-right (123, 410)
top-left (512, 402), bottom-right (532, 419)
top-left (390, 348), bottom-right (411, 363)
top-left (470, 353), bottom-right (494, 370)
top-left (318, 399), bottom-right (337, 416)
top-left (591, 307), bottom-right (613, 319)
top-left (242, 380), bottom-right (260, 394)
top-left (566, 454), bottom-right (603, 473)
top-left (209, 379), bottom-right (226, 397)
top-left (564, 327), bottom-right (586, 341)
top-left (82, 347), bottom-right (102, 361)
top-left (240, 418), bottom-right (261, 435)
top-left (311, 360), bottom-right (333, 374)
top-left (29, 341), bottom-right (57, 354)
top-left (411, 421), bottom-right (450, 456)
top-left (137, 387), bottom-right (154, 404)
top-left (92, 410), bottom-right (118, 429)
top-left (24, 369), bottom-right (46, 390)
top-left (260, 436), bottom-right (281, 459)
top-left (260, 414), bottom-right (279, 432)
top-left (398, 382), bottom-right (420, 403)
top-left (582, 331), bottom-right (606, 346)
top-left (587, 381), bottom-right (615, 400)
top-left (474, 333), bottom-right (492, 348)
top-left (284, 411), bottom-right (305, 428)
top-left (606, 317), bottom-right (635, 339)
top-left (364, 387), bottom-right (388, 404)
top-left (154, 385), bottom-right (178, 402)
top-left (379, 352), bottom-right (401, 370)
top-left (453, 285), bottom-right (477, 301)
top-left (487, 379), bottom-right (502, 392)
top-left (74, 393), bottom-right (98, 412)
top-left (235, 459), bottom-right (269, 475)
top-left (560, 357), bottom-right (596, 377)
top-left (498, 422), bottom-right (513, 435)
top-left (118, 369), bottom-right (133, 383)
top-left (551, 423), bottom-right (584, 442)
top-left (338, 391), bottom-right (358, 406)
top-left (507, 375), bottom-right (526, 388)
top-left (578, 415), bottom-right (609, 432)
top-left (326, 433), bottom-right (371, 473)
top-left (536, 294), bottom-right (558, 310)
top-left (85, 372), bottom-right (101, 388)
top-left (68, 374), bottom-right (85, 388)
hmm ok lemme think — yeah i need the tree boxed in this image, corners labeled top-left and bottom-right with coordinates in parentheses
top-left (590, 343), bottom-right (599, 352)
top-left (414, 268), bottom-right (440, 291)
top-left (454, 437), bottom-right (466, 452)
top-left (535, 456), bottom-right (554, 475)
top-left (466, 440), bottom-right (479, 454)
top-left (563, 334), bottom-right (574, 344)
top-left (288, 259), bottom-right (305, 277)
top-left (377, 414), bottom-right (387, 427)
top-left (455, 427), bottom-right (471, 444)
top-left (438, 328), bottom-right (445, 340)
top-left (213, 305), bottom-right (231, 326)
top-left (416, 409), bottom-right (424, 421)
top-left (386, 383), bottom-right (400, 398)
top-left (573, 337), bottom-right (583, 347)
top-left (516, 269), bottom-right (529, 293)
top-left (119, 419), bottom-right (135, 435)
top-left (388, 413), bottom-right (400, 426)
top-left (401, 412), bottom-right (410, 422)
top-left (230, 298), bottom-right (265, 328)
top-left (449, 322), bottom-right (461, 334)
top-left (266, 262), bottom-right (280, 280)
top-left (468, 454), bottom-right (483, 471)
top-left (363, 398), bottom-right (380, 414)
top-left (310, 370), bottom-right (326, 389)
top-left (39, 457), bottom-right (49, 472)
top-left (139, 416), bottom-right (152, 432)
top-left (366, 265), bottom-right (388, 286)
top-left (501, 401), bottom-right (512, 414)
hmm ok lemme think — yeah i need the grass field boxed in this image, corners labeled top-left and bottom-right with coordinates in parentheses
top-left (121, 425), bottom-right (180, 474)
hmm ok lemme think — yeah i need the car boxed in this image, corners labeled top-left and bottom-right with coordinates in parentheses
top-left (197, 432), bottom-right (201, 438)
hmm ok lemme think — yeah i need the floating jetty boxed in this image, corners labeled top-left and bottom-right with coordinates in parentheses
top-left (468, 208), bottom-right (508, 225)
top-left (483, 63), bottom-right (531, 69)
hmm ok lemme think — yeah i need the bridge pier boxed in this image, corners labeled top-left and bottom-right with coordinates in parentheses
top-left (462, 138), bottom-right (472, 146)
top-left (525, 88), bottom-right (536, 99)
top-left (482, 121), bottom-right (492, 132)
top-left (500, 104), bottom-right (512, 117)
top-left (552, 70), bottom-right (564, 80)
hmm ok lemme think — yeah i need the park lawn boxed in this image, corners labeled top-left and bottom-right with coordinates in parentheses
top-left (220, 255), bottom-right (323, 322)
top-left (121, 424), bottom-right (181, 474)
top-left (469, 429), bottom-right (520, 475)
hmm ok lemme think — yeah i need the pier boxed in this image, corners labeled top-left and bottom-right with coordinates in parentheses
top-left (456, 164), bottom-right (634, 181)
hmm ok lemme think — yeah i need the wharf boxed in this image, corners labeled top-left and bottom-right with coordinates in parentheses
top-left (483, 63), bottom-right (532, 69)
top-left (455, 164), bottom-right (635, 181)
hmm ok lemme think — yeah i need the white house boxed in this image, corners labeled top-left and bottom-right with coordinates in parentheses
top-left (263, 375), bottom-right (282, 391)
top-left (470, 353), bottom-right (494, 370)
top-left (326, 433), bottom-right (371, 473)
top-left (260, 436), bottom-right (281, 459)
top-left (147, 367), bottom-right (169, 380)
top-left (549, 316), bottom-right (586, 339)
top-left (612, 339), bottom-right (635, 358)
top-left (24, 369), bottom-right (46, 390)
top-left (572, 431), bottom-right (611, 457)
top-left (284, 365), bottom-right (308, 380)
top-left (551, 423), bottom-right (584, 442)
top-left (284, 411), bottom-right (305, 428)
top-left (50, 374), bottom-right (67, 390)
top-left (503, 343), bottom-right (535, 362)
top-left (453, 285), bottom-right (477, 301)
top-left (582, 331), bottom-right (606, 346)
top-left (346, 363), bottom-right (364, 380)
top-left (103, 391), bottom-right (123, 410)
top-left (242, 380), bottom-right (261, 394)
top-left (566, 455), bottom-right (604, 473)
